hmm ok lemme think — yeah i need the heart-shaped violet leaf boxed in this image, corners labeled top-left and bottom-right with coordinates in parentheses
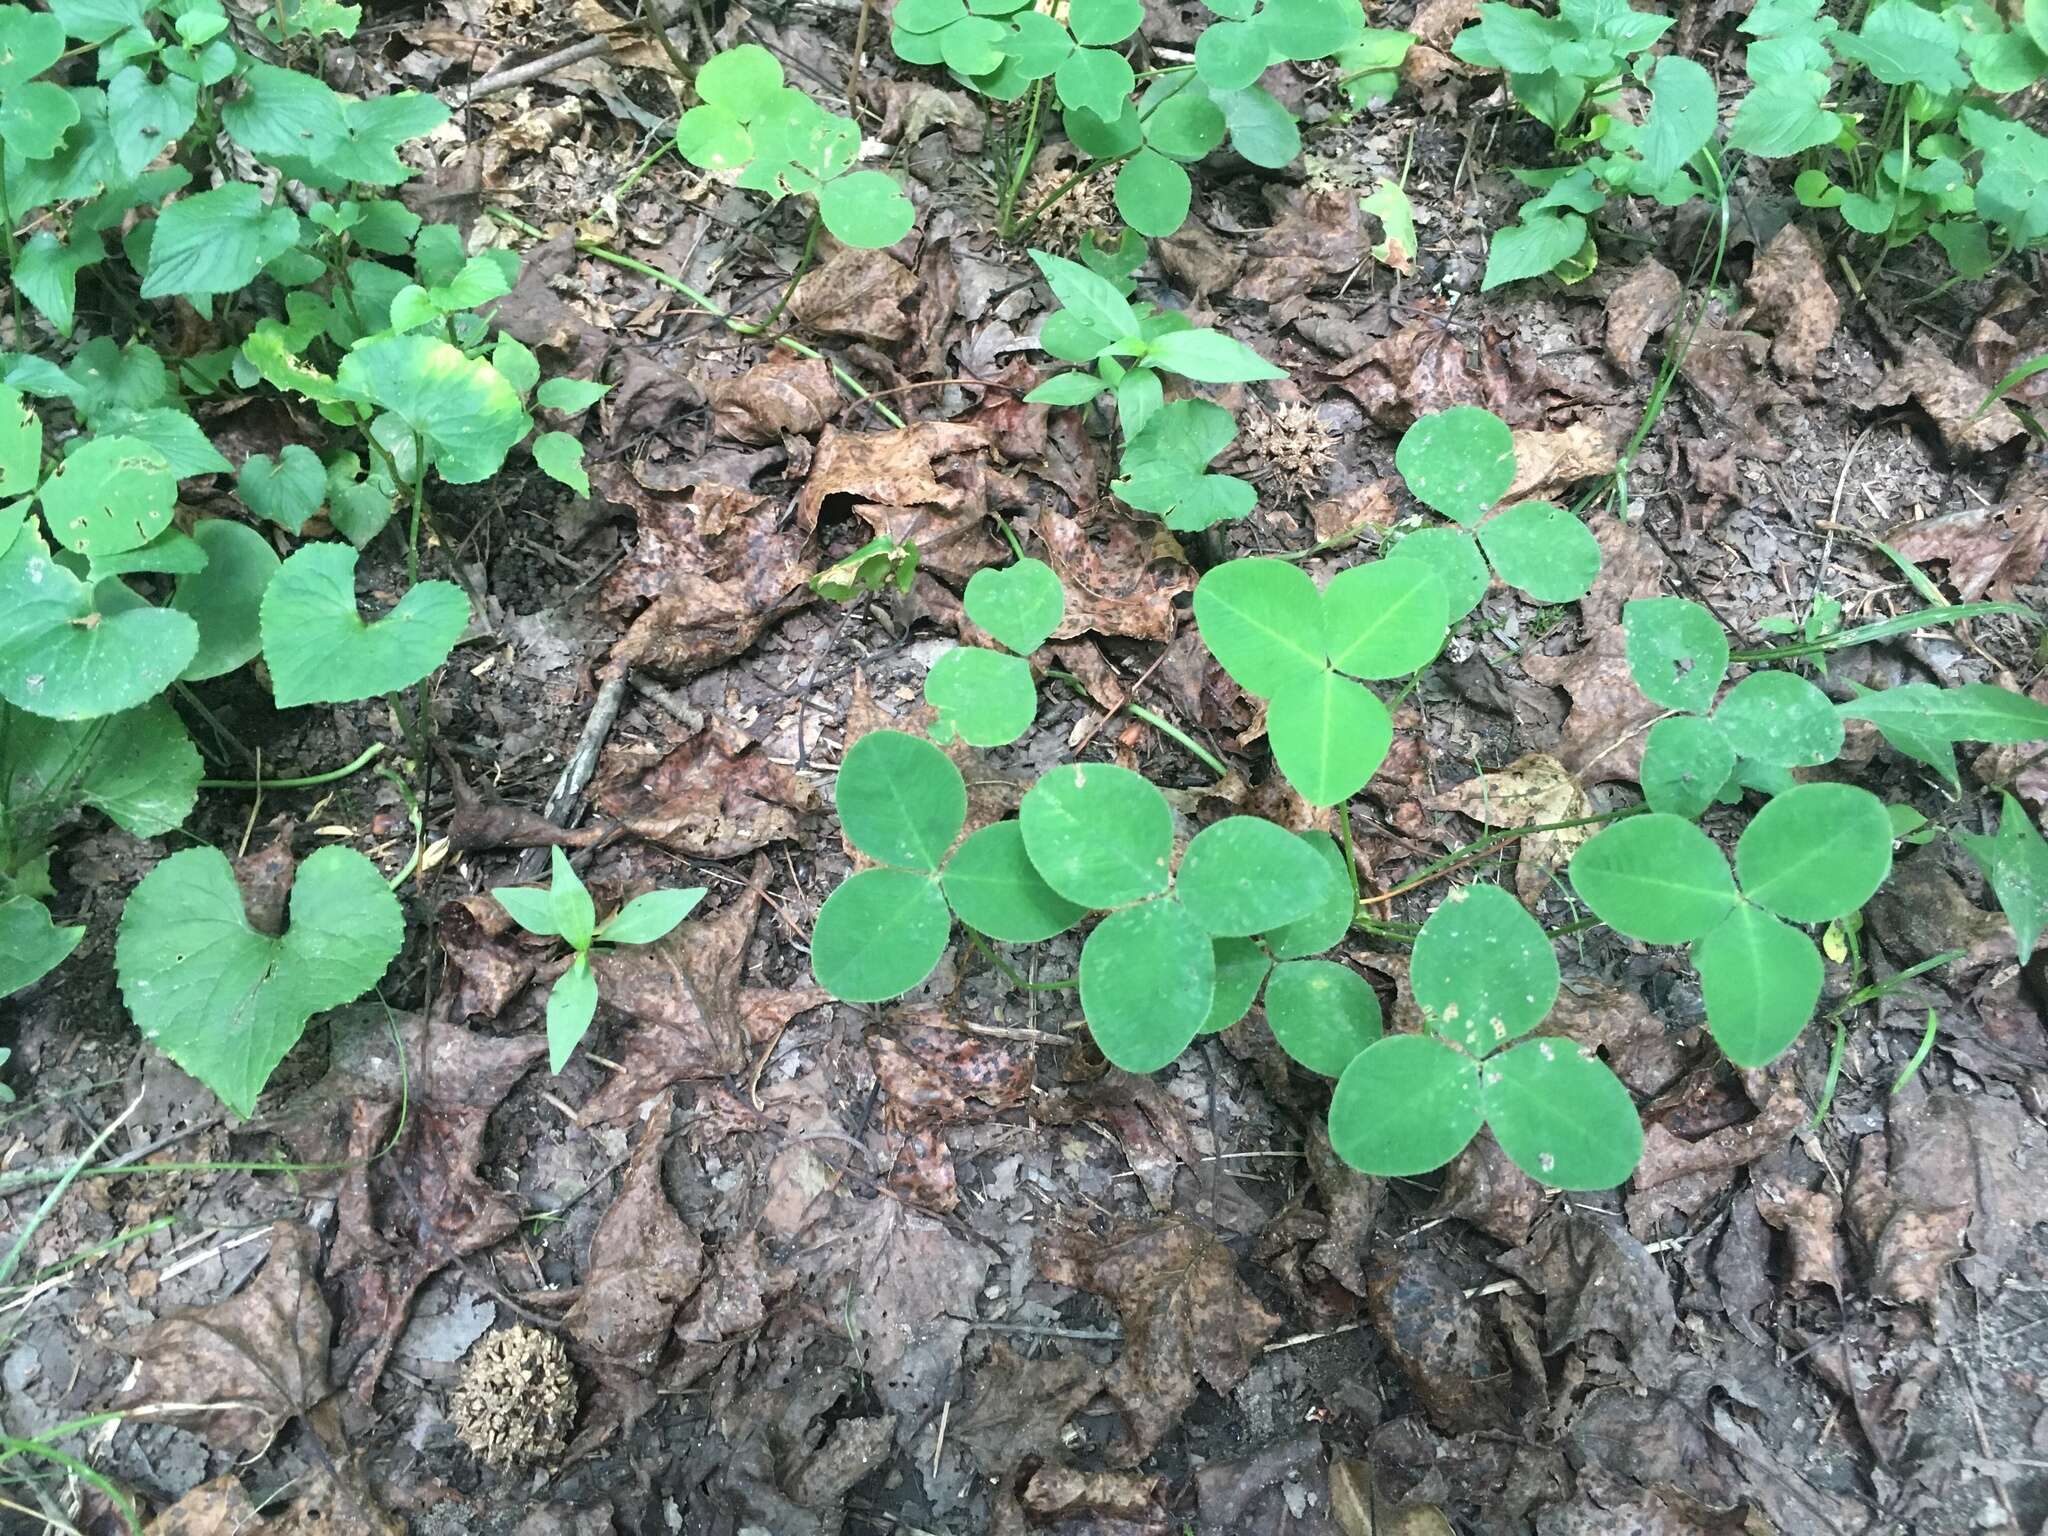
top-left (116, 845), bottom-right (403, 1117)
top-left (260, 543), bottom-right (469, 707)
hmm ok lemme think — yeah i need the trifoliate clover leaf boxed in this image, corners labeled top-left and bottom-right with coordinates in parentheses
top-left (1711, 670), bottom-right (1843, 768)
top-left (1622, 595), bottom-right (1729, 714)
top-left (1481, 1036), bottom-right (1642, 1189)
top-left (1411, 882), bottom-right (1558, 1055)
top-left (1113, 147), bottom-right (1192, 236)
top-left (1021, 760), bottom-right (1174, 908)
top-left (811, 866), bottom-right (953, 1000)
top-left (1264, 958), bottom-right (1382, 1076)
top-left (941, 820), bottom-right (1087, 943)
top-left (925, 645), bottom-right (1038, 746)
top-left (1176, 815), bottom-right (1333, 936)
top-left (1691, 901), bottom-right (1823, 1066)
top-left (818, 169), bottom-right (916, 248)
top-left (1734, 781), bottom-right (1893, 924)
top-left (1570, 813), bottom-right (1738, 943)
top-left (116, 845), bottom-right (403, 1117)
top-left (1266, 669), bottom-right (1391, 807)
top-left (1330, 1033), bottom-right (1483, 1175)
top-left (837, 728), bottom-right (967, 871)
top-left (1201, 937), bottom-right (1272, 1033)
top-left (260, 543), bottom-right (470, 707)
top-left (1477, 500), bottom-right (1602, 603)
top-left (1078, 897), bottom-right (1216, 1071)
top-left (1395, 405), bottom-right (1516, 525)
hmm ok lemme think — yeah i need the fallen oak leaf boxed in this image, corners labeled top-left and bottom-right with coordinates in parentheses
top-left (114, 1222), bottom-right (330, 1456)
top-left (593, 715), bottom-right (816, 859)
top-left (1034, 1218), bottom-right (1279, 1464)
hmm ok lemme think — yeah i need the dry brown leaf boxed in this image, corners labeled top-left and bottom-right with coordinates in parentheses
top-left (871, 77), bottom-right (984, 150)
top-left (567, 1099), bottom-right (704, 1370)
top-left (1035, 1218), bottom-right (1280, 1464)
top-left (954, 1344), bottom-right (1105, 1481)
top-left (1334, 311), bottom-right (1518, 430)
top-left (1158, 213), bottom-right (1249, 301)
top-left (594, 716), bottom-right (815, 859)
top-left (115, 1223), bottom-right (330, 1455)
top-left (870, 1012), bottom-right (1035, 1125)
top-left (1679, 328), bottom-right (1792, 460)
top-left (788, 247), bottom-right (918, 342)
top-left (582, 864), bottom-right (825, 1122)
top-left (1499, 1210), bottom-right (1677, 1367)
top-left (1753, 1173), bottom-right (1844, 1295)
top-left (1238, 186), bottom-right (1366, 304)
top-left (710, 354), bottom-right (839, 445)
top-left (1426, 752), bottom-right (1592, 903)
top-left (1504, 420), bottom-right (1622, 507)
top-left (797, 421), bottom-right (1001, 582)
top-left (1022, 1464), bottom-right (1167, 1523)
top-left (1741, 223), bottom-right (1838, 378)
top-left (1041, 509), bottom-right (1194, 645)
top-left (1885, 496), bottom-right (2048, 601)
top-left (1604, 259), bottom-right (1682, 370)
top-left (1365, 1248), bottom-right (1511, 1433)
top-left (1884, 333), bottom-right (2027, 457)
top-left (436, 893), bottom-right (535, 1019)
top-left (1521, 518), bottom-right (1666, 786)
top-left (143, 1477), bottom-right (260, 1536)
top-left (566, 0), bottom-right (682, 69)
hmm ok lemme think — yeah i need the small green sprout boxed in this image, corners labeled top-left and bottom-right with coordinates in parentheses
top-left (492, 849), bottom-right (707, 1072)
top-left (811, 535), bottom-right (921, 602)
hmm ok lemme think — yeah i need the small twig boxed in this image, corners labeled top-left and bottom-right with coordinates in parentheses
top-left (465, 21), bottom-right (691, 98)
top-left (514, 675), bottom-right (628, 880)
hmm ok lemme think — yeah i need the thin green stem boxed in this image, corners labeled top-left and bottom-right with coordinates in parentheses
top-left (405, 432), bottom-right (427, 588)
top-left (199, 742), bottom-right (386, 790)
top-left (1728, 599), bottom-right (2036, 662)
top-left (752, 212), bottom-right (821, 332)
top-left (485, 208), bottom-right (907, 428)
top-left (999, 81), bottom-right (1047, 236)
top-left (1337, 801), bottom-right (1360, 907)
top-left (1358, 805), bottom-right (1641, 909)
top-left (1044, 670), bottom-right (1229, 776)
top-left (966, 930), bottom-right (1078, 990)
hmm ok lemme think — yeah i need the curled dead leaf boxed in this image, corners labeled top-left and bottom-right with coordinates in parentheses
top-left (1504, 421), bottom-right (1622, 507)
top-left (711, 354), bottom-right (839, 445)
top-left (1883, 333), bottom-right (2027, 457)
top-left (789, 247), bottom-right (918, 343)
top-left (1426, 752), bottom-right (1592, 903)
top-left (567, 1099), bottom-right (704, 1370)
top-left (1604, 259), bottom-right (1682, 371)
top-left (594, 716), bottom-right (816, 859)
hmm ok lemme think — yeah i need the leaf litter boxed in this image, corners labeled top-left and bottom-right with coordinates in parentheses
top-left (11, 3), bottom-right (2048, 1531)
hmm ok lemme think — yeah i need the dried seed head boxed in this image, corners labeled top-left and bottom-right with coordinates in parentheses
top-left (451, 1325), bottom-right (578, 1468)
top-left (1015, 164), bottom-right (1116, 255)
top-left (1243, 402), bottom-right (1336, 502)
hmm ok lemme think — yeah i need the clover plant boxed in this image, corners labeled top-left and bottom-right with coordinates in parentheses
top-left (1196, 557), bottom-right (1449, 805)
top-left (493, 850), bottom-right (707, 1071)
top-left (925, 555), bottom-right (1067, 747)
top-left (889, 0), bottom-right (1402, 239)
top-left (1331, 884), bottom-right (1642, 1188)
top-left (675, 45), bottom-right (914, 249)
top-left (810, 730), bottom-right (1380, 1074)
top-left (1392, 406), bottom-right (1605, 605)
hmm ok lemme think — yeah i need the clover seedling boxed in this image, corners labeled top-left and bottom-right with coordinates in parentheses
top-left (116, 845), bottom-right (405, 1117)
top-left (676, 46), bottom-right (914, 249)
top-left (811, 730), bottom-right (1085, 1001)
top-left (1330, 884), bottom-right (1642, 1188)
top-left (1570, 785), bottom-right (1896, 1066)
top-left (1393, 407), bottom-right (1604, 606)
top-left (925, 554), bottom-right (1066, 747)
top-left (1195, 556), bottom-right (1450, 805)
top-left (493, 849), bottom-right (707, 1072)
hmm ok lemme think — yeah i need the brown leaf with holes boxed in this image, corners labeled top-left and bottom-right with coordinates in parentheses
top-left (1035, 1219), bottom-right (1280, 1464)
top-left (581, 863), bottom-right (824, 1122)
top-left (1365, 1248), bottom-right (1511, 1434)
top-left (114, 1223), bottom-right (330, 1455)
top-left (789, 247), bottom-right (918, 343)
top-left (1679, 328), bottom-right (1792, 459)
top-left (1042, 509), bottom-right (1194, 645)
top-left (1426, 753), bottom-right (1591, 903)
top-left (594, 716), bottom-right (816, 859)
top-left (872, 77), bottom-right (984, 149)
top-left (1884, 497), bottom-right (2048, 601)
top-left (1499, 1210), bottom-right (1677, 1368)
top-left (1504, 420), bottom-right (1622, 504)
top-left (710, 354), bottom-right (839, 445)
top-left (1334, 311), bottom-right (1518, 430)
top-left (797, 421), bottom-right (999, 582)
top-left (567, 1099), bottom-right (704, 1371)
top-left (1741, 223), bottom-right (1838, 378)
top-left (436, 893), bottom-right (535, 1019)
top-left (1605, 259), bottom-right (1682, 370)
top-left (1521, 518), bottom-right (1666, 786)
top-left (870, 1012), bottom-right (1035, 1125)
top-left (1237, 185), bottom-right (1364, 304)
top-left (597, 469), bottom-right (814, 682)
top-left (1883, 334), bottom-right (2027, 457)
